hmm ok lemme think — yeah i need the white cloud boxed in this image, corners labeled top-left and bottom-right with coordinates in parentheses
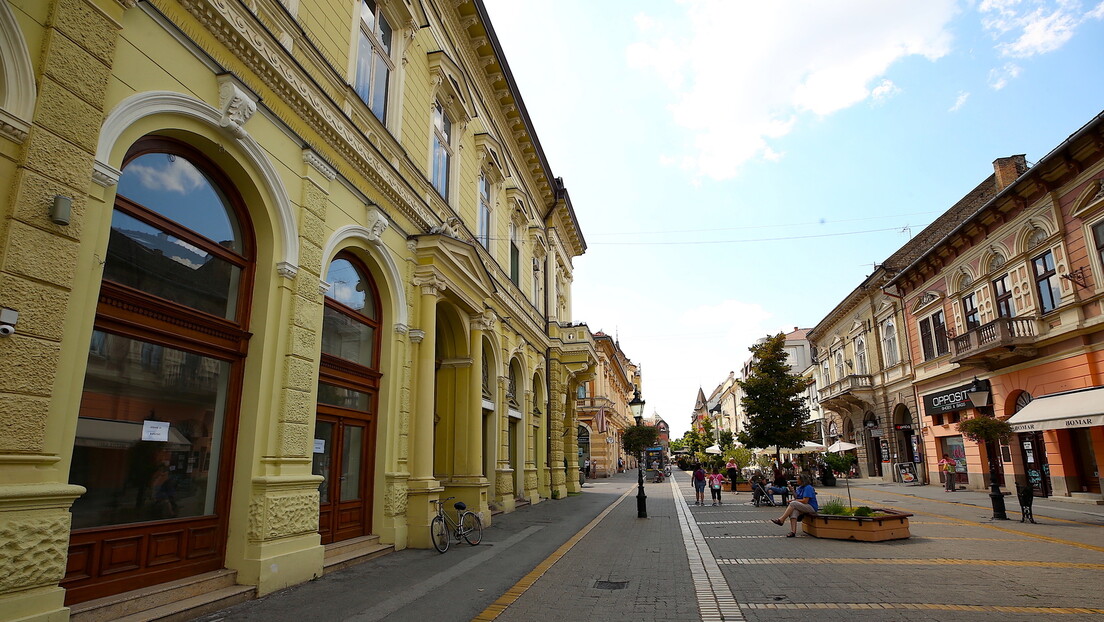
top-left (981, 0), bottom-right (1103, 58)
top-left (988, 62), bottom-right (1022, 89)
top-left (627, 1), bottom-right (957, 180)
top-left (129, 158), bottom-right (206, 194)
top-left (871, 79), bottom-right (903, 104)
top-left (949, 91), bottom-right (970, 111)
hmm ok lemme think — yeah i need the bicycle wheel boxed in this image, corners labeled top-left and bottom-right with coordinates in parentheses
top-left (430, 515), bottom-right (449, 553)
top-left (460, 511), bottom-right (482, 545)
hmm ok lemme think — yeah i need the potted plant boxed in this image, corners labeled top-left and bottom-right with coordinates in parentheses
top-left (800, 496), bottom-right (913, 541)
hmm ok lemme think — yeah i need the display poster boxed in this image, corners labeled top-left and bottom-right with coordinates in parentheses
top-left (896, 462), bottom-right (918, 483)
top-left (313, 439), bottom-right (325, 454)
top-left (911, 435), bottom-right (922, 463)
top-left (141, 420), bottom-right (170, 442)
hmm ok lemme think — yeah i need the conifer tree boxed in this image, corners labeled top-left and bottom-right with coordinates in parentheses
top-left (736, 333), bottom-right (809, 463)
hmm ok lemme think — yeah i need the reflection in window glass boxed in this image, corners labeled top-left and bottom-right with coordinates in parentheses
top-left (341, 426), bottom-right (364, 502)
top-left (117, 153), bottom-right (240, 252)
top-left (321, 306), bottom-right (375, 366)
top-left (313, 422), bottom-right (334, 503)
top-left (103, 210), bottom-right (241, 319)
top-left (325, 258), bottom-right (375, 316)
top-left (317, 382), bottom-right (371, 411)
top-left (69, 331), bottom-right (230, 530)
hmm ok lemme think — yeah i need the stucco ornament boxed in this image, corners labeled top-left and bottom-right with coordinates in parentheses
top-left (217, 74), bottom-right (258, 139)
top-left (0, 514), bottom-right (70, 592)
top-left (365, 208), bottom-right (390, 243)
top-left (496, 470), bottom-right (515, 495)
top-left (384, 480), bottom-right (409, 517)
top-left (248, 492), bottom-right (319, 541)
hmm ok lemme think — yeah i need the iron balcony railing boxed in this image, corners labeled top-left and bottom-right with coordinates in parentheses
top-left (951, 317), bottom-right (1036, 359)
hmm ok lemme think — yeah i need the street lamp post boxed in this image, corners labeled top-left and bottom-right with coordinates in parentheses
top-left (629, 389), bottom-right (647, 519)
top-left (966, 377), bottom-right (1009, 521)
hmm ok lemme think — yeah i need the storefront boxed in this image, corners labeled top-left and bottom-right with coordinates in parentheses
top-left (922, 381), bottom-right (982, 489)
top-left (1006, 386), bottom-right (1104, 498)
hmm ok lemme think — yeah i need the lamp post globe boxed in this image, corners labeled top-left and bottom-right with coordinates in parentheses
top-left (629, 389), bottom-right (647, 518)
top-left (966, 377), bottom-right (1008, 521)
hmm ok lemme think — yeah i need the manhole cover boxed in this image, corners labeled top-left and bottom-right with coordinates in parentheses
top-left (594, 580), bottom-right (628, 590)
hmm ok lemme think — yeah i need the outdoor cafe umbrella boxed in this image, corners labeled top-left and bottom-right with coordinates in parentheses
top-left (705, 444), bottom-right (723, 454)
top-left (754, 441), bottom-right (826, 455)
top-left (827, 440), bottom-right (859, 506)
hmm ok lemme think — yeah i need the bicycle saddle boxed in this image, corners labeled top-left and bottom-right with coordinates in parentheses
top-left (453, 501), bottom-right (467, 511)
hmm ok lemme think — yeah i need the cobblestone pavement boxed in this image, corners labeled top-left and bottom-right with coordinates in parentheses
top-left (487, 470), bottom-right (1104, 622)
top-left (198, 470), bottom-right (1104, 622)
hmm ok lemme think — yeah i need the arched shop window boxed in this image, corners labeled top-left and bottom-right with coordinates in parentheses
top-left (66, 137), bottom-right (255, 599)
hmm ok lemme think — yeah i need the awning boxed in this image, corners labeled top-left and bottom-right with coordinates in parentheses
top-left (1006, 386), bottom-right (1104, 432)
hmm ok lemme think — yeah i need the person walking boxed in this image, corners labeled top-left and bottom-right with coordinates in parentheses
top-left (939, 453), bottom-right (957, 492)
top-left (725, 458), bottom-right (739, 497)
top-left (708, 467), bottom-right (725, 506)
top-left (769, 473), bottom-right (818, 537)
top-left (692, 464), bottom-right (707, 506)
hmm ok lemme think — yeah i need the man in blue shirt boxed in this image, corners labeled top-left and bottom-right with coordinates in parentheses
top-left (769, 473), bottom-right (818, 537)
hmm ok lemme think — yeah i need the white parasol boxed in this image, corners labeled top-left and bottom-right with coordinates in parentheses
top-left (826, 441), bottom-right (858, 506)
top-left (705, 444), bottom-right (723, 455)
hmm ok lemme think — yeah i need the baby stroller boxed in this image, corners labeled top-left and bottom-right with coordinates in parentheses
top-left (751, 480), bottom-right (778, 507)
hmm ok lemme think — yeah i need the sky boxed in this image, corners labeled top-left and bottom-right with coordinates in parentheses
top-left (480, 0), bottom-right (1104, 439)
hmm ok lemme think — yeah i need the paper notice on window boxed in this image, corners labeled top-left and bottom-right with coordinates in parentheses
top-left (142, 420), bottom-right (170, 442)
top-left (313, 439), bottom-right (326, 454)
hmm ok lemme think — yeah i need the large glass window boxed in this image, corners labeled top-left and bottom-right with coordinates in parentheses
top-left (431, 102), bottom-right (452, 199)
top-left (354, 0), bottom-right (392, 122)
top-left (881, 319), bottom-right (899, 366)
top-left (69, 332), bottom-right (230, 529)
top-left (962, 292), bottom-right (980, 331)
top-left (478, 173), bottom-right (491, 248)
top-left (919, 310), bottom-right (948, 360)
top-left (111, 151), bottom-right (246, 320)
top-left (1033, 250), bottom-right (1061, 313)
top-left (322, 256), bottom-right (380, 368)
top-left (509, 222), bottom-right (520, 285)
top-left (993, 274), bottom-right (1015, 318)
top-left (855, 337), bottom-right (867, 375)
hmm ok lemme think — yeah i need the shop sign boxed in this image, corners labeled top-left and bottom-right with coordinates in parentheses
top-left (869, 429), bottom-right (883, 437)
top-left (923, 382), bottom-right (976, 415)
top-left (894, 424), bottom-right (913, 430)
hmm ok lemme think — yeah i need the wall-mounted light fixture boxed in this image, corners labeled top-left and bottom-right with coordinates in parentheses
top-left (50, 195), bottom-right (72, 226)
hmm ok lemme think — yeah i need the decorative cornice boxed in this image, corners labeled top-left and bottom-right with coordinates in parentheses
top-left (303, 149), bottom-right (336, 181)
top-left (408, 328), bottom-right (425, 343)
top-left (177, 0), bottom-right (435, 230)
top-left (318, 278), bottom-right (331, 295)
top-left (91, 160), bottom-right (122, 187)
top-left (0, 109), bottom-right (28, 144)
top-left (394, 323), bottom-right (408, 335)
top-left (276, 261), bottom-right (298, 280)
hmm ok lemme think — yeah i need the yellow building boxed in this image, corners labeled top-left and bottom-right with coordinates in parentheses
top-left (0, 0), bottom-right (597, 618)
top-left (575, 330), bottom-right (639, 477)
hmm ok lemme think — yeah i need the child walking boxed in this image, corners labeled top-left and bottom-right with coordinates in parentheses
top-left (708, 467), bottom-right (725, 506)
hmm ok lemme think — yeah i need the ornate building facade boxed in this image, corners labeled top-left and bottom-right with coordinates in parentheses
top-left (574, 330), bottom-right (639, 477)
top-left (0, 0), bottom-right (599, 618)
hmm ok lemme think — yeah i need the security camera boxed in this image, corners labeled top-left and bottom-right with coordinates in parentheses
top-left (0, 325), bottom-right (14, 337)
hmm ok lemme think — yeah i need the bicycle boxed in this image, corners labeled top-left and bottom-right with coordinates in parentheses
top-left (430, 496), bottom-right (482, 553)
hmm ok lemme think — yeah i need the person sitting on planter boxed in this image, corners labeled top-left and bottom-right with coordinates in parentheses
top-left (769, 473), bottom-right (819, 537)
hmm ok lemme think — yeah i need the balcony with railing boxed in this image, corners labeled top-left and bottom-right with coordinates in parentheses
top-left (950, 317), bottom-right (1037, 368)
top-left (817, 374), bottom-right (874, 411)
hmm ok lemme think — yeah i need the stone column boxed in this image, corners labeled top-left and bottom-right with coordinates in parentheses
top-left (0, 1), bottom-right (125, 619)
top-left (547, 368), bottom-right (567, 500)
top-left (448, 312), bottom-right (490, 520)
top-left (523, 389), bottom-right (540, 502)
top-left (495, 374), bottom-right (516, 512)
top-left (406, 276), bottom-right (443, 547)
top-left (564, 379), bottom-right (581, 495)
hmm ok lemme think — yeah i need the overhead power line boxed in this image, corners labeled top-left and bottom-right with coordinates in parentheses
top-left (590, 225), bottom-right (921, 246)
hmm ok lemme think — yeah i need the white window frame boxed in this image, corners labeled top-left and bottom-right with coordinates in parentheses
top-left (353, 0), bottom-right (395, 123)
top-left (881, 319), bottom-right (899, 367)
top-left (431, 101), bottom-right (452, 200)
top-left (855, 337), bottom-right (867, 375)
top-left (477, 171), bottom-right (492, 249)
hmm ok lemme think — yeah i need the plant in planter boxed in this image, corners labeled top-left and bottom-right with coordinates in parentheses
top-left (821, 452), bottom-right (855, 487)
top-left (801, 496), bottom-right (913, 541)
top-left (957, 408), bottom-right (1015, 520)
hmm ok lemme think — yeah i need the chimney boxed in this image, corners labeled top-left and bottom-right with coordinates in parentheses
top-left (993, 155), bottom-right (1027, 190)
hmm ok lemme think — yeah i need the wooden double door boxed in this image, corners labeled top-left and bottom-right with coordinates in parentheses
top-left (314, 398), bottom-right (376, 544)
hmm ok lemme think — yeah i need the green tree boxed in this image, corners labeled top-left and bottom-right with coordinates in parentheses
top-left (719, 430), bottom-right (735, 451)
top-left (736, 332), bottom-right (810, 463)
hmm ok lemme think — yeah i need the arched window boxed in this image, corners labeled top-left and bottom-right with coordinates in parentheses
top-left (835, 351), bottom-right (845, 379)
top-left (855, 337), bottom-right (868, 375)
top-left (322, 255), bottom-right (380, 368)
top-left (67, 137), bottom-right (255, 600)
top-left (881, 319), bottom-right (899, 366)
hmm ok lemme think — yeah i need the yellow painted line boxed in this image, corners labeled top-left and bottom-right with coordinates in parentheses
top-left (718, 557), bottom-right (1104, 569)
top-left (846, 494), bottom-right (1104, 554)
top-left (471, 486), bottom-right (634, 621)
top-left (741, 603), bottom-right (1104, 614)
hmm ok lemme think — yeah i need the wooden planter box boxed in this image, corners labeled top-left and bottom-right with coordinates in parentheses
top-left (726, 481), bottom-right (752, 492)
top-left (801, 509), bottom-right (912, 541)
